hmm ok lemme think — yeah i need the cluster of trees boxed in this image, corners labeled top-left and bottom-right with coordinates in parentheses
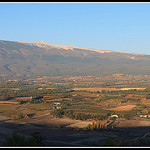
top-left (95, 88), bottom-right (148, 95)
top-left (63, 110), bottom-right (91, 120)
top-left (30, 96), bottom-right (43, 104)
top-left (97, 95), bottom-right (121, 102)
top-left (51, 109), bottom-right (108, 121)
top-left (0, 88), bottom-right (43, 101)
top-left (0, 81), bottom-right (29, 89)
top-left (0, 82), bottom-right (72, 101)
top-left (0, 89), bottom-right (15, 101)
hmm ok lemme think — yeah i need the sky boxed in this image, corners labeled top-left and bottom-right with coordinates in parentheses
top-left (0, 2), bottom-right (150, 55)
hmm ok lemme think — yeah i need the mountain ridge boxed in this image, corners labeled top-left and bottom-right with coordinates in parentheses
top-left (7, 40), bottom-right (143, 55)
top-left (0, 39), bottom-right (150, 79)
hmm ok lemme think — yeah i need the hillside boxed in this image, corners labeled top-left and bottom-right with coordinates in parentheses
top-left (0, 40), bottom-right (150, 79)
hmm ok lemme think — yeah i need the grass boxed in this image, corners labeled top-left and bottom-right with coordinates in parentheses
top-left (23, 103), bottom-right (51, 111)
top-left (0, 104), bottom-right (20, 109)
top-left (0, 102), bottom-right (51, 117)
top-left (68, 104), bottom-right (91, 109)
top-left (0, 104), bottom-right (22, 117)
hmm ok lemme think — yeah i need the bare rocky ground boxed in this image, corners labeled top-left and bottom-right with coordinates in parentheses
top-left (1, 114), bottom-right (150, 147)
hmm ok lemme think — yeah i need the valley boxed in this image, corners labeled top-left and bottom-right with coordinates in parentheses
top-left (1, 40), bottom-right (150, 146)
top-left (1, 74), bottom-right (150, 146)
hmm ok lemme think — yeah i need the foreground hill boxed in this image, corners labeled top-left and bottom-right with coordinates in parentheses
top-left (0, 40), bottom-right (150, 78)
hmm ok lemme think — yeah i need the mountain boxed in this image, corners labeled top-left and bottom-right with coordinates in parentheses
top-left (0, 40), bottom-right (150, 79)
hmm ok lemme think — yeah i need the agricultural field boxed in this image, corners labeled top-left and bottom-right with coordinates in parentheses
top-left (1, 74), bottom-right (150, 146)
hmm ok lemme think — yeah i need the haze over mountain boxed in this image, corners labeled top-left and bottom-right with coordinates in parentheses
top-left (0, 40), bottom-right (150, 79)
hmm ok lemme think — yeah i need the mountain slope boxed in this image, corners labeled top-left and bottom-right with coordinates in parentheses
top-left (0, 40), bottom-right (150, 78)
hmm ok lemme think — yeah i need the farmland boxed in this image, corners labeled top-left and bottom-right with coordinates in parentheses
top-left (1, 74), bottom-right (150, 146)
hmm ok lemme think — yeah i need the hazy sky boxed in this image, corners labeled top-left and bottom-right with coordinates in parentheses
top-left (1, 2), bottom-right (150, 55)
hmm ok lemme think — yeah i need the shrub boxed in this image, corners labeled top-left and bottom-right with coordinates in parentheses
top-left (87, 124), bottom-right (93, 130)
top-left (17, 113), bottom-right (26, 119)
top-left (2, 131), bottom-right (38, 146)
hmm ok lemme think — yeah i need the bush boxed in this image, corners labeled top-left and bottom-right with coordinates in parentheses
top-left (86, 124), bottom-right (93, 131)
top-left (2, 131), bottom-right (38, 146)
top-left (57, 124), bottom-right (65, 128)
top-left (17, 113), bottom-right (26, 119)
